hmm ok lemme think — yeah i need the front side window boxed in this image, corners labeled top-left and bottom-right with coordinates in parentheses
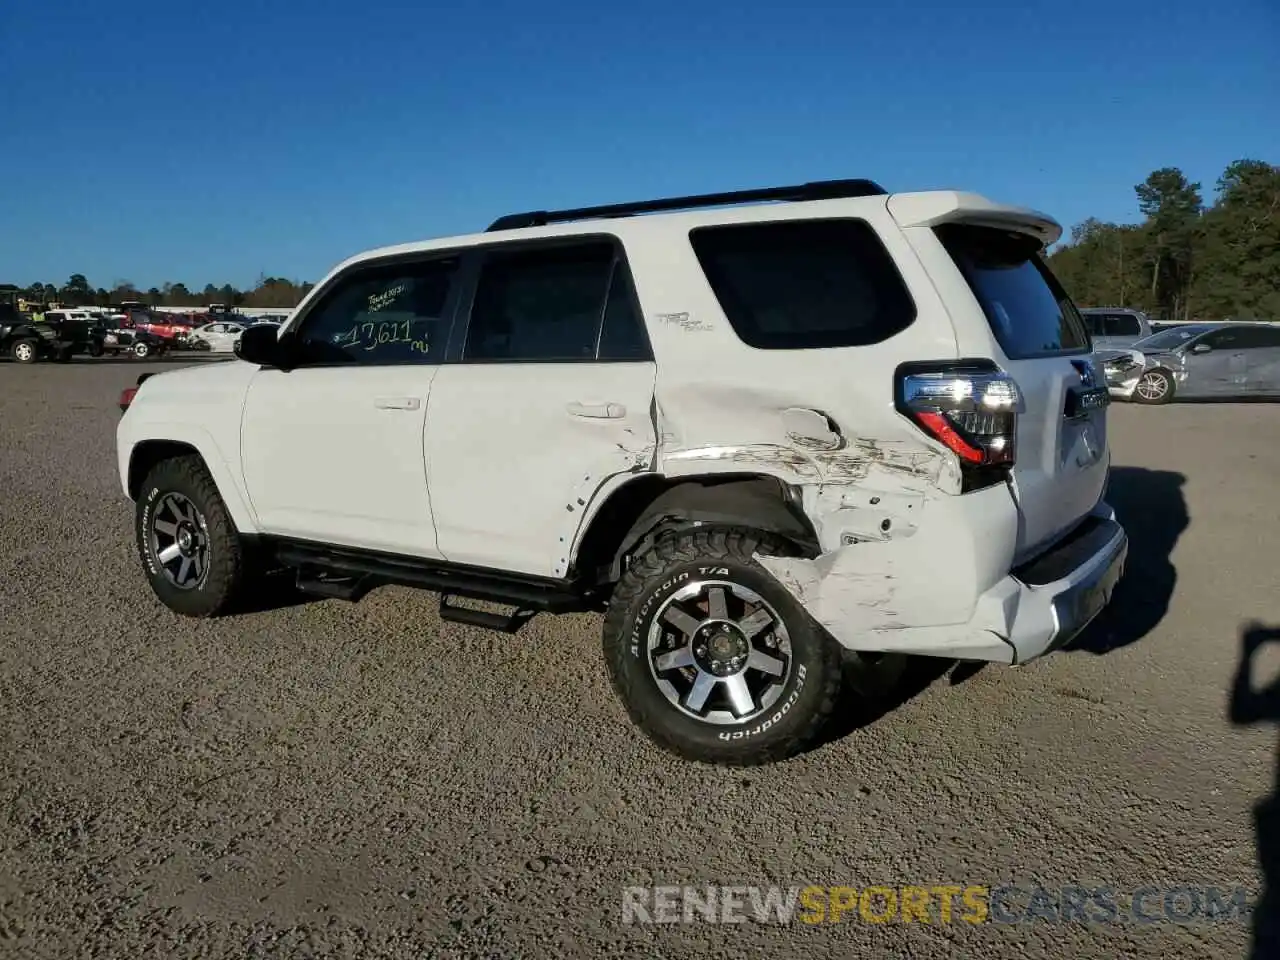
top-left (1199, 328), bottom-right (1242, 350)
top-left (690, 219), bottom-right (916, 350)
top-left (937, 224), bottom-right (1090, 359)
top-left (293, 257), bottom-right (459, 365)
top-left (463, 242), bottom-right (617, 362)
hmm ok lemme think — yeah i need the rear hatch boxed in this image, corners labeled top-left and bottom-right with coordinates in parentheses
top-left (933, 222), bottom-right (1110, 561)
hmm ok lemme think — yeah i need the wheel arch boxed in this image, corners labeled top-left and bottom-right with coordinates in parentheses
top-left (571, 472), bottom-right (820, 588)
top-left (126, 431), bottom-right (258, 533)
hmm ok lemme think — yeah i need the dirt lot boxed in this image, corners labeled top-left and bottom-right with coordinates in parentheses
top-left (1, 357), bottom-right (1277, 959)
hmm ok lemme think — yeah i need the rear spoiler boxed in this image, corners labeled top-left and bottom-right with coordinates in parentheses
top-left (887, 191), bottom-right (1062, 247)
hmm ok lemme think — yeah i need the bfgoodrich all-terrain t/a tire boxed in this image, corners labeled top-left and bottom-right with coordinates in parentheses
top-left (135, 455), bottom-right (246, 617)
top-left (603, 527), bottom-right (843, 766)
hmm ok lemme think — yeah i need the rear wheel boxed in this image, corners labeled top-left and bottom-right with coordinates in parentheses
top-left (1133, 369), bottom-right (1174, 404)
top-left (603, 527), bottom-right (843, 765)
top-left (135, 455), bottom-right (246, 617)
top-left (87, 341), bottom-right (105, 358)
top-left (133, 341), bottom-right (151, 359)
top-left (11, 339), bottom-right (38, 363)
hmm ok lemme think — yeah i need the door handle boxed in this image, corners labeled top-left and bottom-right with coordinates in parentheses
top-left (374, 397), bottom-right (421, 410)
top-left (566, 401), bottom-right (625, 419)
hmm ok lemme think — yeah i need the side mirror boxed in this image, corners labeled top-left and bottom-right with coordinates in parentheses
top-left (1191, 343), bottom-right (1212, 354)
top-left (236, 323), bottom-right (291, 368)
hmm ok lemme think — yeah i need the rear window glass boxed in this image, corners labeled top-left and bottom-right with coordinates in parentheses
top-left (1106, 313), bottom-right (1142, 336)
top-left (937, 224), bottom-right (1089, 359)
top-left (689, 219), bottom-right (916, 350)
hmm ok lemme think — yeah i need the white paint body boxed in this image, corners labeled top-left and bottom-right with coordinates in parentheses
top-left (118, 189), bottom-right (1125, 665)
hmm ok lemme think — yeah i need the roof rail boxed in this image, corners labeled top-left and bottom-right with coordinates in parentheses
top-left (485, 178), bottom-right (888, 232)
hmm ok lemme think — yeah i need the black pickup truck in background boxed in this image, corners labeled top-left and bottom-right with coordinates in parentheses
top-left (0, 295), bottom-right (96, 363)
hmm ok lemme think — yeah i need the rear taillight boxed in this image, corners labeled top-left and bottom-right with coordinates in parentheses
top-left (896, 361), bottom-right (1022, 491)
top-left (119, 386), bottom-right (138, 412)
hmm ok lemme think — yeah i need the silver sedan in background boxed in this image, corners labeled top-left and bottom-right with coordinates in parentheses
top-left (1099, 322), bottom-right (1280, 404)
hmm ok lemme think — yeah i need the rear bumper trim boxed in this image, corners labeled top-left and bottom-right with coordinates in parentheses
top-left (1008, 517), bottom-right (1128, 664)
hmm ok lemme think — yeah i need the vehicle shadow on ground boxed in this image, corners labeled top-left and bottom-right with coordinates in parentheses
top-left (1229, 623), bottom-right (1280, 959)
top-left (235, 571), bottom-right (319, 614)
top-left (1067, 465), bottom-right (1188, 655)
top-left (814, 655), bottom-right (964, 750)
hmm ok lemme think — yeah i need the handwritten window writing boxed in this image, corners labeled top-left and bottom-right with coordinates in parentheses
top-left (293, 257), bottom-right (458, 365)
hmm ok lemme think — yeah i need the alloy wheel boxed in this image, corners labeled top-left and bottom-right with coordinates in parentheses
top-left (647, 580), bottom-right (793, 724)
top-left (149, 493), bottom-right (210, 589)
top-left (1135, 371), bottom-right (1169, 401)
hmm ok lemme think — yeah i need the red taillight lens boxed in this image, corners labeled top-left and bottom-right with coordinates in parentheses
top-left (896, 362), bottom-right (1022, 489)
top-left (119, 386), bottom-right (138, 412)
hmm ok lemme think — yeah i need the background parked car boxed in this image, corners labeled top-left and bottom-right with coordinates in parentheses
top-left (87, 321), bottom-right (170, 359)
top-left (1099, 322), bottom-right (1280, 403)
top-left (1080, 307), bottom-right (1154, 352)
top-left (188, 321), bottom-right (247, 353)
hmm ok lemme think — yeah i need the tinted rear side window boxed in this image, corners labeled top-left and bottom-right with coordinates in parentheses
top-left (937, 224), bottom-right (1089, 359)
top-left (689, 219), bottom-right (916, 350)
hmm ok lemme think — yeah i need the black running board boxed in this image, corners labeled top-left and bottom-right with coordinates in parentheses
top-left (273, 538), bottom-right (588, 623)
top-left (438, 595), bottom-right (538, 634)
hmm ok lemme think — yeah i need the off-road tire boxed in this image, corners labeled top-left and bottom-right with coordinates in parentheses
top-left (135, 455), bottom-right (245, 617)
top-left (11, 339), bottom-right (39, 363)
top-left (1132, 368), bottom-right (1175, 405)
top-left (603, 527), bottom-right (842, 765)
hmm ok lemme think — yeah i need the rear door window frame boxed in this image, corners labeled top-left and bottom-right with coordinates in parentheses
top-left (449, 234), bottom-right (654, 365)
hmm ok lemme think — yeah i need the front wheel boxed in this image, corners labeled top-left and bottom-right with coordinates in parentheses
top-left (133, 341), bottom-right (151, 359)
top-left (1133, 369), bottom-right (1174, 404)
top-left (603, 528), bottom-right (843, 765)
top-left (136, 455), bottom-right (246, 617)
top-left (87, 341), bottom-right (105, 358)
top-left (11, 339), bottom-right (38, 363)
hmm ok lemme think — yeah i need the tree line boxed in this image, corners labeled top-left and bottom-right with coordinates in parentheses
top-left (1047, 159), bottom-right (1279, 322)
top-left (15, 159), bottom-right (1277, 322)
top-left (15, 275), bottom-right (314, 311)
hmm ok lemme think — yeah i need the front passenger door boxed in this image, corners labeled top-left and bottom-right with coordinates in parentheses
top-left (1180, 328), bottom-right (1245, 397)
top-left (240, 254), bottom-right (462, 557)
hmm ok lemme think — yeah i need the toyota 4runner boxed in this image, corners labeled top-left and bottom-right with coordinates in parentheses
top-left (116, 178), bottom-right (1128, 765)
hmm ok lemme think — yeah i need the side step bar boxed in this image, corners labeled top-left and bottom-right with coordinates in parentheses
top-left (438, 595), bottom-right (538, 634)
top-left (275, 539), bottom-right (588, 629)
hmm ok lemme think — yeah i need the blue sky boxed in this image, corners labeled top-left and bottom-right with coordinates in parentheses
top-left (1, 0), bottom-right (1276, 291)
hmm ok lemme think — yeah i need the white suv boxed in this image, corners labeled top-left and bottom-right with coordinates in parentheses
top-left (116, 179), bottom-right (1127, 765)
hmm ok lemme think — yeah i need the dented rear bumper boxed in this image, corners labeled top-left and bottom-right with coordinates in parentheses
top-left (992, 515), bottom-right (1127, 663)
top-left (756, 499), bottom-right (1127, 665)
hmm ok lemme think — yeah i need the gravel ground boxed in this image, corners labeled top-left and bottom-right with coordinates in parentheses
top-left (1, 356), bottom-right (1277, 960)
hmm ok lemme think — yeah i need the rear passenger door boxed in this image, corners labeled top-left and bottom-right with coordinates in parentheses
top-left (424, 237), bottom-right (656, 579)
top-left (1235, 326), bottom-right (1280, 395)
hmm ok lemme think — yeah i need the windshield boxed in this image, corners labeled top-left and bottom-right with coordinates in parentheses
top-left (1131, 325), bottom-right (1214, 352)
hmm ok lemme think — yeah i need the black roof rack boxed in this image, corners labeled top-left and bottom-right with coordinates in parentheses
top-left (485, 178), bottom-right (888, 232)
